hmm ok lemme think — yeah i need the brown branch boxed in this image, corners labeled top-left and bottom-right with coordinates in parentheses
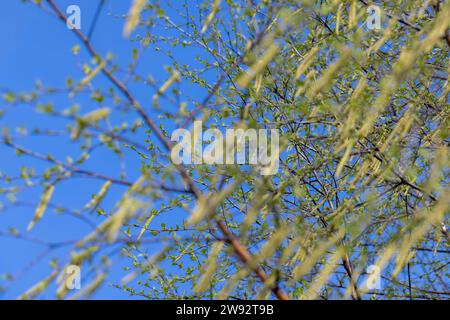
top-left (342, 254), bottom-right (361, 300)
top-left (217, 221), bottom-right (290, 300)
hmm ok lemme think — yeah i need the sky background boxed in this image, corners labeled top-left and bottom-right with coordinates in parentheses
top-left (0, 0), bottom-right (201, 299)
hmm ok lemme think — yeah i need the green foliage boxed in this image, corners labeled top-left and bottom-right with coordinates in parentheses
top-left (1, 0), bottom-right (449, 300)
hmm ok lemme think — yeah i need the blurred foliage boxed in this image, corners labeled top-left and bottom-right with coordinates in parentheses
top-left (1, 0), bottom-right (449, 300)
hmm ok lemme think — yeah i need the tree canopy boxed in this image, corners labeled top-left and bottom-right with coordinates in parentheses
top-left (0, 0), bottom-right (449, 300)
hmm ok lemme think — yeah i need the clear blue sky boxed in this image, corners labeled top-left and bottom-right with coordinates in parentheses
top-left (0, 0), bottom-right (203, 299)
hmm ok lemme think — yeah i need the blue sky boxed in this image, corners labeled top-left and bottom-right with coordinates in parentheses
top-left (0, 0), bottom-right (201, 299)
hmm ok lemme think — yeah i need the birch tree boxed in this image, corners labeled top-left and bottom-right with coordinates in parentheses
top-left (1, 0), bottom-right (449, 300)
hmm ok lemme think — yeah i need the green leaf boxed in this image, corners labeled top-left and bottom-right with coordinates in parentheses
top-left (27, 184), bottom-right (55, 231)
